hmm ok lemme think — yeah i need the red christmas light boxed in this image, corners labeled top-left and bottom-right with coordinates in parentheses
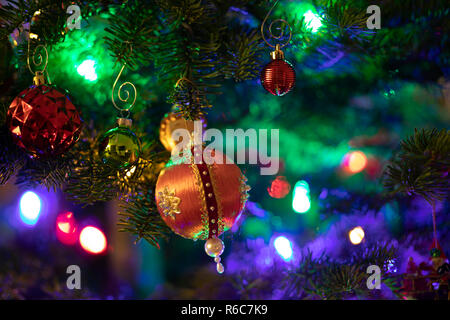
top-left (342, 151), bottom-right (367, 174)
top-left (56, 211), bottom-right (78, 245)
top-left (79, 226), bottom-right (107, 254)
top-left (267, 176), bottom-right (291, 199)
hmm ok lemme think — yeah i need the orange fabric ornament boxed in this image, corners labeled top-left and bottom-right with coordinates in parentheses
top-left (155, 148), bottom-right (250, 273)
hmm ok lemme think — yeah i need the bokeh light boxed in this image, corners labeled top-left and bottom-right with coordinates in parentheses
top-left (292, 180), bottom-right (311, 213)
top-left (19, 191), bottom-right (41, 226)
top-left (348, 226), bottom-right (365, 245)
top-left (303, 10), bottom-right (323, 33)
top-left (76, 59), bottom-right (98, 81)
top-left (267, 176), bottom-right (291, 199)
top-left (125, 165), bottom-right (137, 178)
top-left (79, 226), bottom-right (107, 254)
top-left (56, 211), bottom-right (78, 245)
top-left (384, 259), bottom-right (398, 273)
top-left (343, 151), bottom-right (367, 173)
top-left (274, 236), bottom-right (293, 261)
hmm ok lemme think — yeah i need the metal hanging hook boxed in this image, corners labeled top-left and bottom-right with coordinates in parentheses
top-left (260, 0), bottom-right (292, 49)
top-left (174, 76), bottom-right (197, 89)
top-left (111, 42), bottom-right (137, 116)
top-left (27, 12), bottom-right (49, 83)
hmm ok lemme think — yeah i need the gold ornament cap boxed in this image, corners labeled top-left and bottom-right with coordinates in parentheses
top-left (270, 44), bottom-right (284, 60)
top-left (33, 71), bottom-right (45, 86)
top-left (117, 117), bottom-right (132, 128)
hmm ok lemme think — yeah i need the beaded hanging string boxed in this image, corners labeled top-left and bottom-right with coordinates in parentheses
top-left (190, 145), bottom-right (225, 274)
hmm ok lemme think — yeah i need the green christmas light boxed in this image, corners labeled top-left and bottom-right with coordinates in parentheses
top-left (46, 15), bottom-right (150, 128)
top-left (283, 2), bottom-right (323, 33)
top-left (77, 59), bottom-right (98, 81)
top-left (292, 180), bottom-right (311, 214)
top-left (303, 10), bottom-right (322, 33)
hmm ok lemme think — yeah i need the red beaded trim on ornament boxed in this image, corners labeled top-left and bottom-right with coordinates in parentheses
top-left (192, 148), bottom-right (219, 239)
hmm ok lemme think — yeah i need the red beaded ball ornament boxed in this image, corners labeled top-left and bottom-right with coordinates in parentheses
top-left (261, 45), bottom-right (295, 96)
top-left (261, 59), bottom-right (295, 96)
top-left (7, 85), bottom-right (82, 158)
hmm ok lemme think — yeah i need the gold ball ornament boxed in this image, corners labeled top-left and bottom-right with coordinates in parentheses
top-left (159, 112), bottom-right (206, 152)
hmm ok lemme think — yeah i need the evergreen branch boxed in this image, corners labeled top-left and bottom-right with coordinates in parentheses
top-left (322, 1), bottom-right (369, 31)
top-left (281, 250), bottom-right (331, 299)
top-left (104, 0), bottom-right (161, 69)
top-left (319, 264), bottom-right (367, 299)
top-left (156, 0), bottom-right (232, 117)
top-left (168, 78), bottom-right (212, 120)
top-left (222, 28), bottom-right (264, 82)
top-left (0, 0), bottom-right (68, 45)
top-left (383, 128), bottom-right (449, 203)
top-left (117, 144), bottom-right (170, 247)
top-left (15, 156), bottom-right (72, 191)
top-left (283, 243), bottom-right (398, 299)
top-left (118, 186), bottom-right (171, 248)
top-left (64, 135), bottom-right (123, 206)
top-left (349, 243), bottom-right (398, 275)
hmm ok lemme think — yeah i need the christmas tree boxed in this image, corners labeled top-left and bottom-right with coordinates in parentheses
top-left (0, 0), bottom-right (448, 300)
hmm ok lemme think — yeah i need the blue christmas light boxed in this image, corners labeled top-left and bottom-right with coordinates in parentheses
top-left (19, 191), bottom-right (41, 226)
top-left (274, 236), bottom-right (293, 261)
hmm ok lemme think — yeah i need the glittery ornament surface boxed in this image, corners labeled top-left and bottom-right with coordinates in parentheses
top-left (158, 186), bottom-right (181, 219)
top-left (261, 59), bottom-right (296, 96)
top-left (7, 85), bottom-right (82, 157)
top-left (98, 126), bottom-right (141, 167)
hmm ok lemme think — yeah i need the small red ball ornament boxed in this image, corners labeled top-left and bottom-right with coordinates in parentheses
top-left (261, 45), bottom-right (295, 96)
top-left (7, 85), bottom-right (82, 157)
top-left (155, 148), bottom-right (250, 273)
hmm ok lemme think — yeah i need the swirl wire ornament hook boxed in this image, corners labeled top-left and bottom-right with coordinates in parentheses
top-left (260, 0), bottom-right (292, 49)
top-left (174, 76), bottom-right (199, 91)
top-left (111, 42), bottom-right (137, 118)
top-left (27, 13), bottom-right (49, 82)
